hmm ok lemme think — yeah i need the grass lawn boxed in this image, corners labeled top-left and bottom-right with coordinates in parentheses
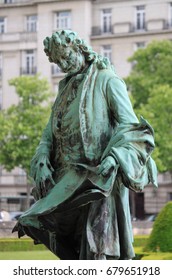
top-left (134, 247), bottom-right (172, 260)
top-left (141, 252), bottom-right (172, 260)
top-left (0, 249), bottom-right (172, 260)
top-left (0, 250), bottom-right (58, 260)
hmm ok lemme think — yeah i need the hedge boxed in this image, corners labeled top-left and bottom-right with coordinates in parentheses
top-left (0, 238), bottom-right (46, 252)
top-left (0, 235), bottom-right (148, 252)
top-left (145, 201), bottom-right (172, 252)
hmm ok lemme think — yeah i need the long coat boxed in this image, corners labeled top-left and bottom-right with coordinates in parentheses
top-left (14, 63), bottom-right (157, 260)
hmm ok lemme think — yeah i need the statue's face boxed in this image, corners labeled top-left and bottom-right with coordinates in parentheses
top-left (50, 43), bottom-right (85, 75)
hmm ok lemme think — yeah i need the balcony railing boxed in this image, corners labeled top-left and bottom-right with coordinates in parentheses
top-left (0, 174), bottom-right (27, 185)
top-left (20, 67), bottom-right (37, 75)
top-left (20, 32), bottom-right (37, 42)
top-left (130, 24), bottom-right (146, 33)
top-left (163, 20), bottom-right (172, 30)
top-left (91, 26), bottom-right (113, 36)
top-left (92, 20), bottom-right (172, 37)
top-left (14, 175), bottom-right (27, 185)
top-left (0, 32), bottom-right (37, 42)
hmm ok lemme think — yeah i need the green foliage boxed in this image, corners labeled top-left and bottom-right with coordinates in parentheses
top-left (0, 75), bottom-right (52, 175)
top-left (145, 202), bottom-right (172, 252)
top-left (133, 235), bottom-right (149, 247)
top-left (126, 40), bottom-right (172, 172)
top-left (126, 40), bottom-right (172, 108)
top-left (135, 85), bottom-right (172, 172)
top-left (9, 74), bottom-right (51, 105)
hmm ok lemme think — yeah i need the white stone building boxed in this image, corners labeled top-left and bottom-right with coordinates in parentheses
top-left (0, 0), bottom-right (172, 216)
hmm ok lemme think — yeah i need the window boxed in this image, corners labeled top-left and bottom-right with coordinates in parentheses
top-left (167, 192), bottom-right (172, 201)
top-left (135, 6), bottom-right (145, 30)
top-left (101, 9), bottom-right (112, 33)
top-left (52, 64), bottom-right (63, 76)
top-left (54, 83), bottom-right (59, 94)
top-left (7, 197), bottom-right (20, 204)
top-left (101, 45), bottom-right (112, 62)
top-left (134, 41), bottom-right (145, 51)
top-left (0, 17), bottom-right (6, 34)
top-left (4, 0), bottom-right (13, 3)
top-left (132, 42), bottom-right (145, 69)
top-left (0, 87), bottom-right (2, 110)
top-left (26, 15), bottom-right (37, 32)
top-left (25, 50), bottom-right (36, 74)
top-left (55, 11), bottom-right (71, 29)
top-left (21, 50), bottom-right (36, 75)
top-left (169, 3), bottom-right (172, 27)
top-left (0, 52), bottom-right (2, 77)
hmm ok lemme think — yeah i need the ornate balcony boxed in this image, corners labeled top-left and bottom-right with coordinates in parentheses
top-left (20, 67), bottom-right (37, 75)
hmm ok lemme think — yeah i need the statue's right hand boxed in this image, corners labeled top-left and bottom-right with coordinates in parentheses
top-left (30, 154), bottom-right (55, 197)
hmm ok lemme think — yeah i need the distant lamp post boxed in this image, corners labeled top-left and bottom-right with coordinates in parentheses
top-left (19, 134), bottom-right (31, 210)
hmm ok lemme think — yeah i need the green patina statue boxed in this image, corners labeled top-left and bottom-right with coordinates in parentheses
top-left (13, 30), bottom-right (158, 260)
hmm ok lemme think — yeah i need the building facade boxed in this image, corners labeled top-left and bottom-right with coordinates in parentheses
top-left (0, 0), bottom-right (172, 216)
top-left (91, 0), bottom-right (172, 77)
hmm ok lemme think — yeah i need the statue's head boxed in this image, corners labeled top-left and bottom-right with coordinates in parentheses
top-left (43, 29), bottom-right (113, 74)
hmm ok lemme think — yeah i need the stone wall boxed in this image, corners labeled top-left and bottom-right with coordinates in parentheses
top-left (0, 221), bottom-right (18, 238)
top-left (0, 221), bottom-right (154, 238)
top-left (132, 221), bottom-right (153, 235)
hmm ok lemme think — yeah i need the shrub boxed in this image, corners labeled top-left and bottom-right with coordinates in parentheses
top-left (145, 201), bottom-right (172, 252)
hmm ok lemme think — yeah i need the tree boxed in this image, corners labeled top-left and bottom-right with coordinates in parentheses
top-left (145, 201), bottom-right (172, 252)
top-left (126, 40), bottom-right (172, 109)
top-left (0, 75), bottom-right (53, 207)
top-left (125, 40), bottom-right (172, 172)
top-left (135, 85), bottom-right (172, 172)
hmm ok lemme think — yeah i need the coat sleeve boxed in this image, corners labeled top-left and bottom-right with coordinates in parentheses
top-left (102, 76), bottom-right (158, 191)
top-left (106, 76), bottom-right (138, 125)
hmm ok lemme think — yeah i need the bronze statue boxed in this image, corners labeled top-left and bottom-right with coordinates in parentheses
top-left (13, 30), bottom-right (157, 260)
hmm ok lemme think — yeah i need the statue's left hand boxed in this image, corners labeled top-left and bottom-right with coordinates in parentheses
top-left (98, 156), bottom-right (117, 177)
